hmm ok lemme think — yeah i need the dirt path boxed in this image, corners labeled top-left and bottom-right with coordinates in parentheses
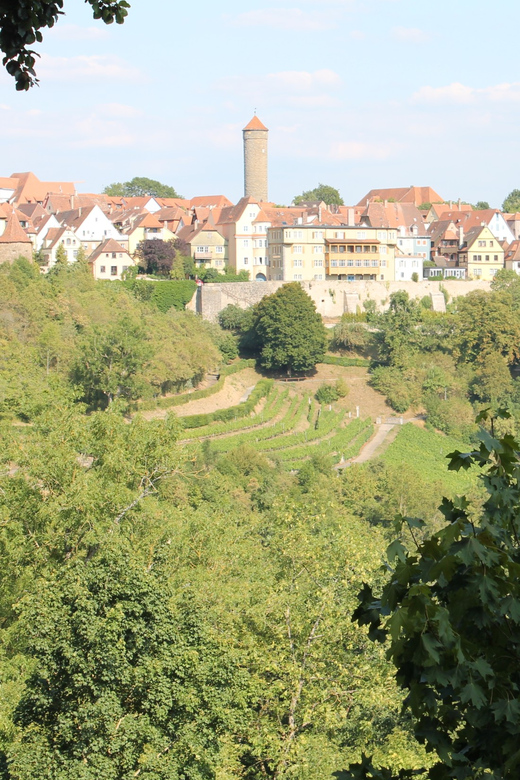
top-left (140, 368), bottom-right (262, 420)
top-left (351, 424), bottom-right (394, 463)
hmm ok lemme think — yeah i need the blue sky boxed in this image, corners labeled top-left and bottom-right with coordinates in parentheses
top-left (0, 0), bottom-right (519, 207)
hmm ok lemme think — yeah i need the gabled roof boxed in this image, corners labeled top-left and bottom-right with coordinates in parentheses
top-left (89, 238), bottom-right (130, 262)
top-left (431, 209), bottom-right (503, 232)
top-left (55, 205), bottom-right (98, 229)
top-left (243, 115), bottom-right (268, 131)
top-left (356, 186), bottom-right (444, 208)
top-left (460, 224), bottom-right (494, 249)
top-left (129, 212), bottom-right (163, 230)
top-left (361, 201), bottom-right (425, 230)
top-left (10, 171), bottom-right (76, 205)
top-left (190, 195), bottom-right (233, 209)
top-left (505, 240), bottom-right (520, 261)
top-left (427, 219), bottom-right (459, 243)
top-left (0, 211), bottom-right (32, 243)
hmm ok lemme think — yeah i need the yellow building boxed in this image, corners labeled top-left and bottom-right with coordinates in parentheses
top-left (267, 225), bottom-right (396, 282)
top-left (177, 218), bottom-right (228, 272)
top-left (458, 225), bottom-right (504, 280)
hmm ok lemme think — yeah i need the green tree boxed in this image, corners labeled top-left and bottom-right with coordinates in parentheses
top-left (253, 283), bottom-right (327, 374)
top-left (474, 200), bottom-right (490, 210)
top-left (71, 315), bottom-right (148, 408)
top-left (103, 177), bottom-right (181, 199)
top-left (330, 321), bottom-right (369, 353)
top-left (344, 411), bottom-right (520, 780)
top-left (0, 0), bottom-right (129, 90)
top-left (502, 188), bottom-right (520, 213)
top-left (7, 550), bottom-right (243, 780)
top-left (293, 184), bottom-right (344, 206)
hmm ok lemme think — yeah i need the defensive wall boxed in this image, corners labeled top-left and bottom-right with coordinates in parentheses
top-left (187, 279), bottom-right (493, 322)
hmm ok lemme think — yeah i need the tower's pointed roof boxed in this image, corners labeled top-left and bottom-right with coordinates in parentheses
top-left (0, 211), bottom-right (31, 243)
top-left (243, 115), bottom-right (268, 131)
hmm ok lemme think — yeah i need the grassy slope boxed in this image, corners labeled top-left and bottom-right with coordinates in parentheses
top-left (379, 424), bottom-right (480, 495)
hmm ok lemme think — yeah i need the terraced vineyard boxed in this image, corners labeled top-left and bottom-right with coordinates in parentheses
top-left (178, 380), bottom-right (374, 469)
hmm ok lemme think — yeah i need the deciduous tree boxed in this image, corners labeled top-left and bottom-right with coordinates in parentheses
top-left (253, 283), bottom-right (327, 374)
top-left (293, 184), bottom-right (344, 206)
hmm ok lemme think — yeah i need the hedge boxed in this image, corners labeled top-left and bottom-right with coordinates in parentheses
top-left (121, 279), bottom-right (196, 311)
top-left (182, 389), bottom-right (288, 440)
top-left (139, 359), bottom-right (257, 411)
top-left (321, 355), bottom-right (370, 368)
top-left (181, 379), bottom-right (273, 429)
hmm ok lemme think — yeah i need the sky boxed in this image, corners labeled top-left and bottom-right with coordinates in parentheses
top-left (0, 0), bottom-right (519, 207)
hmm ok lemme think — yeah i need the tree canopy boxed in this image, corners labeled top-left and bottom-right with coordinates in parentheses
top-left (502, 189), bottom-right (520, 213)
top-left (103, 177), bottom-right (182, 199)
top-left (253, 283), bottom-right (328, 374)
top-left (293, 184), bottom-right (344, 206)
top-left (0, 0), bottom-right (129, 90)
top-left (343, 411), bottom-right (520, 780)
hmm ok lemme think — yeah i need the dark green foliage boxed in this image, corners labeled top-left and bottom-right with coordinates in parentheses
top-left (150, 280), bottom-right (197, 312)
top-left (0, 0), bottom-right (129, 90)
top-left (370, 366), bottom-right (412, 413)
top-left (8, 551), bottom-right (242, 779)
top-left (253, 283), bottom-right (328, 374)
top-left (346, 411), bottom-right (520, 780)
top-left (321, 356), bottom-right (370, 368)
top-left (502, 188), bottom-right (520, 213)
top-left (315, 380), bottom-right (348, 404)
top-left (218, 304), bottom-right (253, 331)
top-left (103, 177), bottom-right (181, 198)
top-left (330, 321), bottom-right (369, 352)
top-left (293, 184), bottom-right (344, 206)
top-left (474, 200), bottom-right (490, 210)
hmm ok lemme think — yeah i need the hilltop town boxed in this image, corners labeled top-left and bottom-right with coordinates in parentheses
top-left (1, 117), bottom-right (519, 289)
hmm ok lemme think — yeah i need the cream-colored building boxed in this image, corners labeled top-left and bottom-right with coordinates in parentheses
top-left (458, 225), bottom-right (504, 281)
top-left (88, 239), bottom-right (136, 280)
top-left (267, 225), bottom-right (396, 282)
top-left (177, 218), bottom-right (228, 272)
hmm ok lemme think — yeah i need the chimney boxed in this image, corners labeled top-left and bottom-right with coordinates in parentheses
top-left (318, 205), bottom-right (322, 222)
top-left (71, 194), bottom-right (74, 210)
top-left (347, 208), bottom-right (355, 226)
top-left (458, 198), bottom-right (461, 209)
top-left (459, 226), bottom-right (464, 246)
top-left (384, 199), bottom-right (388, 207)
top-left (79, 207), bottom-right (82, 217)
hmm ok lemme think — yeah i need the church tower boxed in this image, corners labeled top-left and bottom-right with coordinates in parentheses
top-left (243, 114), bottom-right (268, 202)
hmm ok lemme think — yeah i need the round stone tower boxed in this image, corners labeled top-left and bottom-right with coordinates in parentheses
top-left (243, 114), bottom-right (268, 202)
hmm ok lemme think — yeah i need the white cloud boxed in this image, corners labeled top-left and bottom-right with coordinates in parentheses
top-left (392, 26), bottom-right (428, 43)
top-left (231, 8), bottom-right (334, 31)
top-left (350, 29), bottom-right (366, 39)
top-left (46, 23), bottom-right (110, 41)
top-left (288, 94), bottom-right (342, 108)
top-left (0, 104), bottom-right (10, 110)
top-left (99, 103), bottom-right (143, 119)
top-left (38, 54), bottom-right (145, 83)
top-left (216, 69), bottom-right (341, 99)
top-left (412, 81), bottom-right (520, 105)
top-left (329, 140), bottom-right (401, 161)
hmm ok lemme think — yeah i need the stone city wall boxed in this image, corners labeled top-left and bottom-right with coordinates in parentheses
top-left (187, 279), bottom-right (492, 322)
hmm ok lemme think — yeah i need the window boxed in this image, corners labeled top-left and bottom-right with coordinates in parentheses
top-left (294, 230), bottom-right (303, 239)
top-left (381, 259), bottom-right (386, 267)
top-left (474, 268), bottom-right (482, 276)
top-left (285, 231), bottom-right (292, 239)
top-left (243, 239), bottom-right (249, 247)
top-left (347, 245), bottom-right (354, 253)
top-left (112, 252), bottom-right (116, 258)
top-left (371, 260), bottom-right (378, 267)
top-left (293, 245), bottom-right (303, 253)
top-left (347, 259), bottom-right (354, 266)
top-left (494, 255), bottom-right (498, 261)
top-left (293, 274), bottom-right (302, 280)
top-left (364, 245), bottom-right (370, 253)
top-left (122, 266), bottom-right (128, 273)
top-left (111, 266), bottom-right (117, 276)
top-left (380, 245), bottom-right (387, 255)
top-left (243, 257), bottom-right (249, 264)
top-left (314, 274), bottom-right (323, 280)
top-left (355, 246), bottom-right (362, 253)
top-left (490, 241), bottom-right (494, 247)
top-left (364, 259), bottom-right (370, 266)
top-left (339, 259), bottom-right (346, 267)
top-left (371, 246), bottom-right (377, 252)
top-left (243, 225), bottom-right (249, 233)
top-left (293, 258), bottom-right (302, 267)
top-left (313, 258), bottom-right (323, 267)
top-left (197, 246), bottom-right (209, 253)
top-left (339, 245), bottom-right (346, 253)
top-left (377, 231), bottom-right (386, 241)
top-left (335, 231), bottom-right (345, 239)
top-left (100, 265), bottom-right (106, 273)
top-left (73, 250), bottom-right (78, 258)
top-left (215, 246), bottom-right (224, 253)
top-left (355, 259), bottom-right (362, 267)
top-left (313, 231), bottom-right (323, 239)
top-left (485, 255), bottom-right (490, 261)
top-left (357, 231), bottom-right (366, 239)
top-left (331, 259), bottom-right (338, 267)
top-left (313, 245), bottom-right (323, 253)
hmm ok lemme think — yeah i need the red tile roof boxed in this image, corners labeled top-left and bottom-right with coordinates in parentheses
top-left (357, 186), bottom-right (444, 208)
top-left (243, 115), bottom-right (268, 131)
top-left (89, 238), bottom-right (130, 262)
top-left (0, 211), bottom-right (32, 243)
